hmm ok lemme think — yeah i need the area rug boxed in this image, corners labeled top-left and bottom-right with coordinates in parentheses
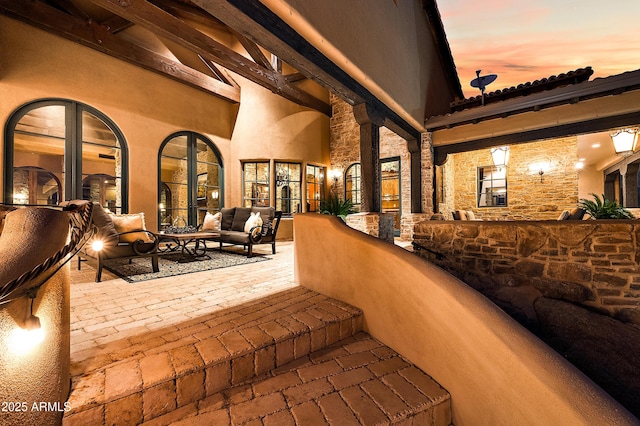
top-left (104, 251), bottom-right (269, 283)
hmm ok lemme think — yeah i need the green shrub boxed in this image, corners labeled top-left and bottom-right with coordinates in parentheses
top-left (578, 193), bottom-right (634, 219)
top-left (319, 194), bottom-right (356, 222)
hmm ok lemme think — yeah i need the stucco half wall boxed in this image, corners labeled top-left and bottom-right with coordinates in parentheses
top-left (293, 214), bottom-right (638, 425)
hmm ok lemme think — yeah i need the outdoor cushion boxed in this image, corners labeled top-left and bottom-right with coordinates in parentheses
top-left (202, 212), bottom-right (222, 231)
top-left (557, 210), bottom-right (571, 220)
top-left (231, 207), bottom-right (252, 232)
top-left (110, 212), bottom-right (152, 243)
top-left (244, 212), bottom-right (263, 233)
top-left (220, 208), bottom-right (236, 231)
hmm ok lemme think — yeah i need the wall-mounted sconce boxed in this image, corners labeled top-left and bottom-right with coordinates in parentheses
top-left (490, 146), bottom-right (510, 170)
top-left (328, 169), bottom-right (342, 186)
top-left (529, 161), bottom-right (550, 183)
top-left (9, 289), bottom-right (44, 355)
top-left (610, 128), bottom-right (639, 157)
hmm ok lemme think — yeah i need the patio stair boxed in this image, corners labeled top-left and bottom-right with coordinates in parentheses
top-left (62, 288), bottom-right (450, 425)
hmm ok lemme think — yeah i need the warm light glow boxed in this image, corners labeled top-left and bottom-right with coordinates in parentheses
top-left (575, 161), bottom-right (585, 170)
top-left (529, 161), bottom-right (551, 174)
top-left (13, 193), bottom-right (27, 204)
top-left (328, 169), bottom-right (342, 182)
top-left (610, 128), bottom-right (639, 156)
top-left (490, 146), bottom-right (510, 168)
top-left (159, 203), bottom-right (165, 210)
top-left (91, 240), bottom-right (104, 251)
top-left (9, 323), bottom-right (45, 356)
top-left (211, 190), bottom-right (219, 199)
top-left (591, 143), bottom-right (601, 148)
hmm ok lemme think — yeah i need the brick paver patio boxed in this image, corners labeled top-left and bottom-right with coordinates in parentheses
top-left (66, 241), bottom-right (450, 425)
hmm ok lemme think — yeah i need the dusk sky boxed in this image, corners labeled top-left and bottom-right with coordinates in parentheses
top-left (437, 0), bottom-right (640, 98)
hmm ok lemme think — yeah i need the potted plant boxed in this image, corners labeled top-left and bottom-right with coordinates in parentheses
top-left (319, 194), bottom-right (356, 222)
top-left (578, 193), bottom-right (634, 219)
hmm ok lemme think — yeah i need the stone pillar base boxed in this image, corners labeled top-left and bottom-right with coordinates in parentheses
top-left (345, 212), bottom-right (395, 243)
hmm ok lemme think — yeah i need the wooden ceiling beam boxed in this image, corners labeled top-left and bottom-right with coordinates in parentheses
top-left (148, 0), bottom-right (228, 32)
top-left (100, 14), bottom-right (133, 33)
top-left (284, 73), bottom-right (307, 83)
top-left (52, 0), bottom-right (90, 20)
top-left (87, 0), bottom-right (330, 115)
top-left (231, 29), bottom-right (272, 71)
top-left (0, 0), bottom-right (240, 103)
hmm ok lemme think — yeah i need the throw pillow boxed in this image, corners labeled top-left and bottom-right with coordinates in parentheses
top-left (557, 210), bottom-right (571, 220)
top-left (244, 212), bottom-right (263, 234)
top-left (202, 212), bottom-right (222, 231)
top-left (110, 212), bottom-right (153, 243)
top-left (466, 210), bottom-right (476, 220)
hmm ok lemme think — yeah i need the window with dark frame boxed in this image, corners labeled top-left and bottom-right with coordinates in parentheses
top-left (477, 166), bottom-right (508, 207)
top-left (345, 163), bottom-right (361, 208)
top-left (4, 100), bottom-right (127, 211)
top-left (306, 164), bottom-right (324, 212)
top-left (275, 162), bottom-right (302, 215)
top-left (243, 161), bottom-right (270, 207)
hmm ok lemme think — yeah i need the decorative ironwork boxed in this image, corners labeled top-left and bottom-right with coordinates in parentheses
top-left (0, 202), bottom-right (94, 305)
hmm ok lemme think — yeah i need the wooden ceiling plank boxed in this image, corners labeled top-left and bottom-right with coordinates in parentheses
top-left (0, 0), bottom-right (240, 102)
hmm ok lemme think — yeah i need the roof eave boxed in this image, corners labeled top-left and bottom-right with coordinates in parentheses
top-left (425, 68), bottom-right (640, 131)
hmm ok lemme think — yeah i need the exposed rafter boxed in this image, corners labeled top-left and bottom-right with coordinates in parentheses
top-left (0, 0), bottom-right (331, 115)
top-left (87, 0), bottom-right (330, 115)
top-left (0, 0), bottom-right (240, 102)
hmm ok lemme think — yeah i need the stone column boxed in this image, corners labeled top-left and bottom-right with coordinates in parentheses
top-left (353, 103), bottom-right (385, 212)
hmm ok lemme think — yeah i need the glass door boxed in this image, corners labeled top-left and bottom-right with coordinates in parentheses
top-left (381, 158), bottom-right (400, 236)
top-left (159, 132), bottom-right (223, 230)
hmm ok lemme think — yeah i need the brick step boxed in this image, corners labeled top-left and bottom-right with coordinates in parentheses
top-left (142, 332), bottom-right (451, 426)
top-left (62, 288), bottom-right (364, 425)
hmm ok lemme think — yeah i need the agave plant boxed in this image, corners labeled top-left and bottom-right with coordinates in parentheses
top-left (577, 193), bottom-right (634, 219)
top-left (319, 194), bottom-right (356, 222)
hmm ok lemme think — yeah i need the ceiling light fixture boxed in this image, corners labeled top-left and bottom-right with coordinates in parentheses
top-left (610, 128), bottom-right (639, 157)
top-left (490, 146), bottom-right (510, 170)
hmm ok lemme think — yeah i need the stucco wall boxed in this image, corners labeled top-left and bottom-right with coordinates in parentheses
top-left (294, 213), bottom-right (637, 425)
top-left (0, 208), bottom-right (72, 426)
top-left (0, 15), bottom-right (329, 229)
top-left (262, 0), bottom-right (455, 127)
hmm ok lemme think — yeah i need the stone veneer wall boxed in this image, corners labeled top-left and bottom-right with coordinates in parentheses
top-left (329, 94), bottom-right (433, 240)
top-left (441, 137), bottom-right (579, 220)
top-left (345, 212), bottom-right (395, 243)
top-left (413, 220), bottom-right (640, 324)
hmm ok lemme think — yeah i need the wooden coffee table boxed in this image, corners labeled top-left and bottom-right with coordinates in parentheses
top-left (158, 231), bottom-right (219, 259)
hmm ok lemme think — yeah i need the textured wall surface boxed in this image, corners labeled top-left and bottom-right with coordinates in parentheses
top-left (413, 220), bottom-right (640, 323)
top-left (441, 137), bottom-right (580, 220)
top-left (0, 208), bottom-right (71, 426)
top-left (294, 213), bottom-right (637, 426)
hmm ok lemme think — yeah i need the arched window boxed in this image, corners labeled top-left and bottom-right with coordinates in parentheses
top-left (345, 163), bottom-right (361, 208)
top-left (159, 131), bottom-right (223, 229)
top-left (4, 100), bottom-right (127, 211)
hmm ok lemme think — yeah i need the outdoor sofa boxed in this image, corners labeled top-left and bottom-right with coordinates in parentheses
top-left (201, 206), bottom-right (282, 257)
